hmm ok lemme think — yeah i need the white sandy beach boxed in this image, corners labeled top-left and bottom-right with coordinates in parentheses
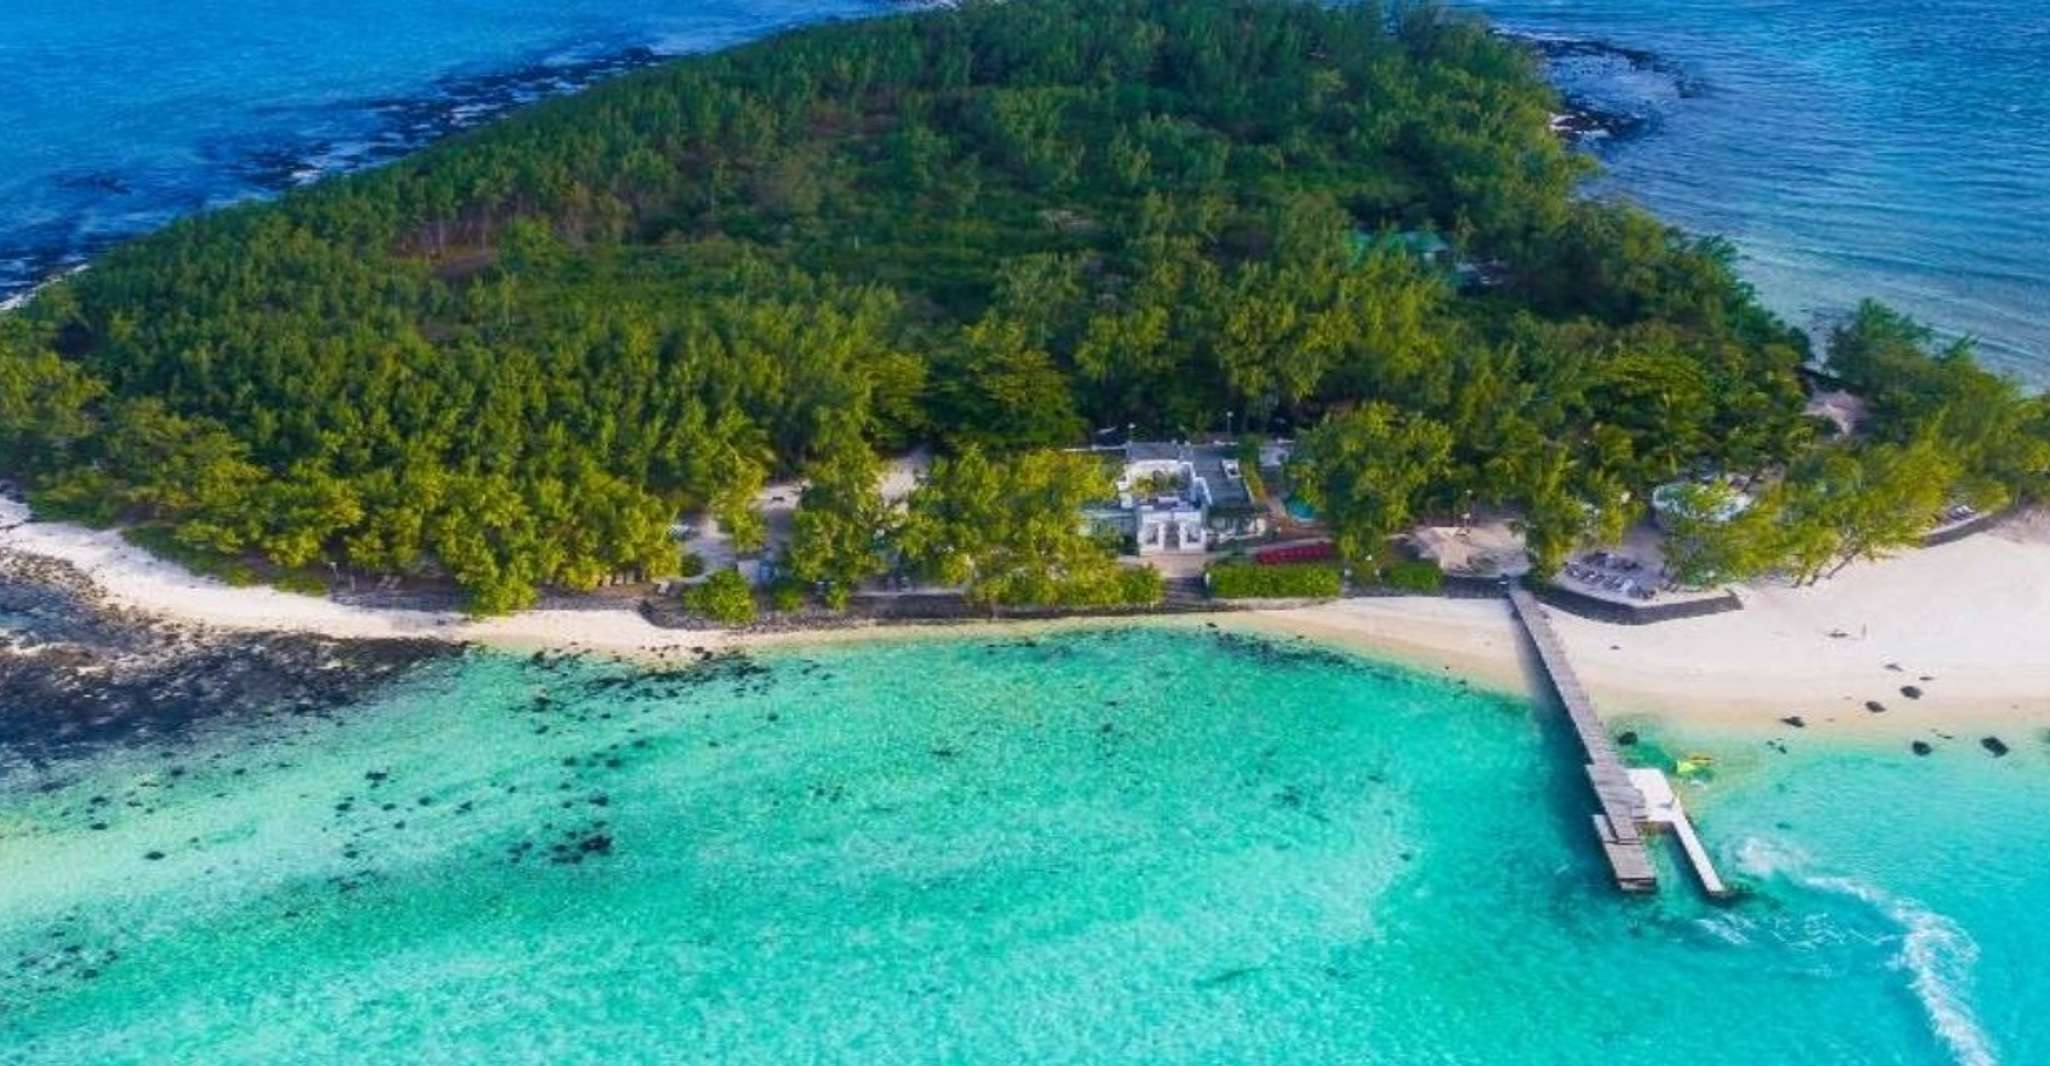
top-left (1253, 514), bottom-right (2050, 736)
top-left (6, 495), bottom-right (2049, 736)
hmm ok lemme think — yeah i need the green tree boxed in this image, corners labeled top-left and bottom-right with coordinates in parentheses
top-left (1816, 435), bottom-right (1959, 579)
top-left (930, 317), bottom-right (1086, 450)
top-left (787, 419), bottom-right (894, 607)
top-left (1293, 404), bottom-right (1454, 566)
top-left (1659, 482), bottom-right (1781, 587)
top-left (0, 333), bottom-right (104, 476)
top-left (684, 568), bottom-right (758, 624)
top-left (896, 447), bottom-right (1140, 609)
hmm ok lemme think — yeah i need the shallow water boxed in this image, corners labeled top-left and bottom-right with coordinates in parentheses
top-left (3, 627), bottom-right (2043, 1063)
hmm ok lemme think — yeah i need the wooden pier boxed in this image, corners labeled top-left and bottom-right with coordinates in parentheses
top-left (1506, 587), bottom-right (1665, 894)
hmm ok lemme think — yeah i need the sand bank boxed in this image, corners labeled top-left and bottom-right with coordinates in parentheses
top-left (7, 494), bottom-right (2049, 736)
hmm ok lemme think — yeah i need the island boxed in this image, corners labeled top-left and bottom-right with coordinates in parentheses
top-left (0, 0), bottom-right (2042, 626)
top-left (4, 4), bottom-right (2050, 1060)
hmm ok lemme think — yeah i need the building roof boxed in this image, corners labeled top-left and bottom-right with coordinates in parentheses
top-left (1122, 441), bottom-right (1186, 463)
top-left (1114, 441), bottom-right (1255, 510)
top-left (1351, 228), bottom-right (1453, 264)
top-left (1188, 448), bottom-right (1252, 509)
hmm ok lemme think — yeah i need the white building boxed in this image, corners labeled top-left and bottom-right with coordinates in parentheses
top-left (1085, 442), bottom-right (1268, 556)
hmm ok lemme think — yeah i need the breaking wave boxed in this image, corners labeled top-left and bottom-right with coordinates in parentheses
top-left (1736, 837), bottom-right (1998, 1066)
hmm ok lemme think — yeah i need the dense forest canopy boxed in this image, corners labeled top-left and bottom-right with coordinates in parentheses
top-left (0, 0), bottom-right (2041, 611)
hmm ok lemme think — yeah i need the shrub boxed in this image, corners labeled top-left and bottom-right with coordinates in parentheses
top-left (676, 552), bottom-right (707, 579)
top-left (1207, 562), bottom-right (1343, 599)
top-left (1378, 560), bottom-right (1445, 592)
top-left (273, 570), bottom-right (332, 597)
top-left (28, 467), bottom-right (127, 528)
top-left (1109, 564), bottom-right (1164, 605)
top-left (768, 578), bottom-right (807, 612)
top-left (999, 564), bottom-right (1164, 608)
top-left (683, 568), bottom-right (757, 624)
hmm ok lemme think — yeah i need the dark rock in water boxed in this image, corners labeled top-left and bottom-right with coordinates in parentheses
top-left (1615, 731), bottom-right (1638, 747)
top-left (1865, 701), bottom-right (1886, 713)
top-left (1779, 716), bottom-right (1806, 729)
top-left (1193, 966), bottom-right (1260, 989)
top-left (1496, 31), bottom-right (1702, 145)
top-left (56, 171), bottom-right (133, 195)
top-left (143, 850), bottom-right (164, 861)
top-left (0, 549), bottom-right (454, 770)
top-left (1981, 737), bottom-right (2010, 757)
top-left (545, 825), bottom-right (615, 864)
top-left (1911, 741), bottom-right (1933, 756)
top-left (1900, 685), bottom-right (1923, 699)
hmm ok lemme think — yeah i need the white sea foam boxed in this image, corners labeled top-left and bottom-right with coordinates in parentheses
top-left (1735, 837), bottom-right (1999, 1066)
top-left (0, 261), bottom-right (89, 313)
top-left (1692, 912), bottom-right (1753, 946)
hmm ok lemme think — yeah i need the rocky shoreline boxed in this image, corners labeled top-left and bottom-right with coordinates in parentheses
top-left (1500, 30), bottom-right (1701, 146)
top-left (0, 550), bottom-right (453, 774)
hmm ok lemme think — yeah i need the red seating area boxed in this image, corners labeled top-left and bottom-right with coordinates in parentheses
top-left (1253, 541), bottom-right (1335, 565)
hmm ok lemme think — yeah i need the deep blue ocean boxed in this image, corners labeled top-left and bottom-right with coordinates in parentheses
top-left (1470, 0), bottom-right (2050, 380)
top-left (3, 0), bottom-right (2045, 379)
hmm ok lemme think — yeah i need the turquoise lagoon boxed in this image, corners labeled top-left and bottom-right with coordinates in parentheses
top-left (3, 626), bottom-right (2045, 1063)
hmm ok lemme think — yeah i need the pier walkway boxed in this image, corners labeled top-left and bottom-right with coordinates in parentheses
top-left (1506, 586), bottom-right (1729, 898)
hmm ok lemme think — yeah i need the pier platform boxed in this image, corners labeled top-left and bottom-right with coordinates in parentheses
top-left (1629, 768), bottom-right (1734, 899)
